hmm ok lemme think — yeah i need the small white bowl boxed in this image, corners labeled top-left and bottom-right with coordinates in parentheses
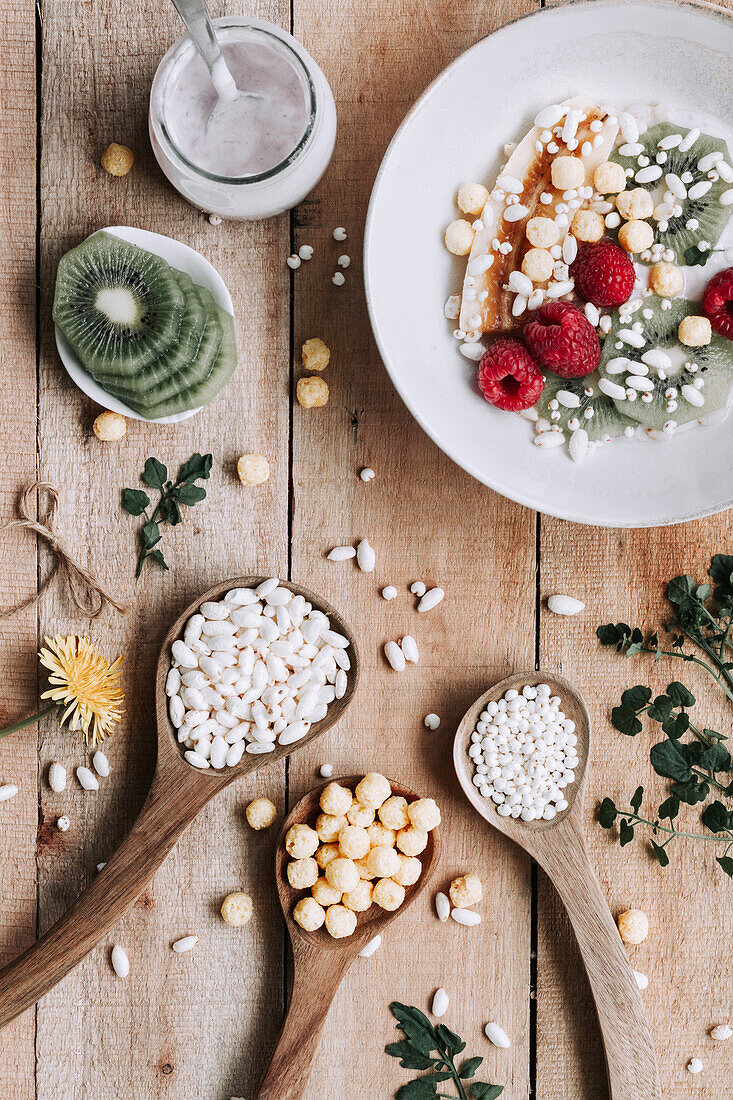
top-left (54, 225), bottom-right (235, 424)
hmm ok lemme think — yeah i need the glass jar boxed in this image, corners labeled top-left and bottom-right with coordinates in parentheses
top-left (149, 17), bottom-right (337, 219)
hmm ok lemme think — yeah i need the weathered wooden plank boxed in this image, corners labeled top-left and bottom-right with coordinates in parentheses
top-left (288, 3), bottom-right (538, 1097)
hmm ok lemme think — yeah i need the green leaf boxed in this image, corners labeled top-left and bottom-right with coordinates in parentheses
top-left (390, 1003), bottom-right (437, 1056)
top-left (621, 686), bottom-right (652, 710)
top-left (177, 483), bottom-right (207, 506)
top-left (699, 744), bottom-right (731, 773)
top-left (142, 457), bottom-right (167, 489)
top-left (598, 798), bottom-right (618, 829)
top-left (148, 548), bottom-right (168, 571)
top-left (667, 574), bottom-right (697, 603)
top-left (141, 521), bottom-right (161, 550)
top-left (436, 1024), bottom-right (465, 1056)
top-left (671, 779), bottom-right (709, 805)
top-left (684, 244), bottom-right (710, 266)
top-left (666, 682), bottom-right (695, 708)
top-left (385, 1041), bottom-right (436, 1071)
top-left (121, 488), bottom-right (150, 516)
top-left (597, 623), bottom-right (622, 645)
top-left (662, 712), bottom-right (689, 739)
top-left (167, 499), bottom-right (182, 527)
top-left (647, 695), bottom-right (674, 722)
top-left (650, 739), bottom-right (692, 782)
top-left (658, 795), bottom-right (679, 821)
top-left (395, 1077), bottom-right (438, 1099)
top-left (611, 706), bottom-right (642, 736)
top-left (630, 786), bottom-right (644, 813)
top-left (459, 1057), bottom-right (483, 1079)
top-left (177, 452), bottom-right (213, 483)
top-left (650, 840), bottom-right (670, 867)
top-left (471, 1084), bottom-right (504, 1099)
top-left (619, 819), bottom-right (635, 846)
top-left (716, 856), bottom-right (733, 878)
top-left (701, 801), bottom-right (733, 834)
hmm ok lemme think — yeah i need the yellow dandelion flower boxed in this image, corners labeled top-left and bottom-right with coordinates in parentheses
top-left (39, 635), bottom-right (124, 746)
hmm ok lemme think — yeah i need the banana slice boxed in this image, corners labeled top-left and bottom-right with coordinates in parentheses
top-left (459, 97), bottom-right (620, 335)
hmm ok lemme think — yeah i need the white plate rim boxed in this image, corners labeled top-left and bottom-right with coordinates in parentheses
top-left (54, 225), bottom-right (235, 425)
top-left (364, 0), bottom-right (733, 527)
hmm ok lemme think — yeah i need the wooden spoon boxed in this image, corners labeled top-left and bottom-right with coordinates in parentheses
top-left (453, 672), bottom-right (661, 1100)
top-left (256, 775), bottom-right (441, 1100)
top-left (0, 577), bottom-right (359, 1031)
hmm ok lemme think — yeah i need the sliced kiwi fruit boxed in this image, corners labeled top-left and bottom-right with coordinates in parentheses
top-left (599, 297), bottom-right (733, 431)
top-left (536, 370), bottom-right (637, 443)
top-left (53, 232), bottom-right (186, 374)
top-left (610, 123), bottom-right (733, 263)
top-left (53, 231), bottom-right (238, 419)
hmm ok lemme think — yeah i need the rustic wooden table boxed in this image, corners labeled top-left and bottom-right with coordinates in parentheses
top-left (1, 0), bottom-right (732, 1096)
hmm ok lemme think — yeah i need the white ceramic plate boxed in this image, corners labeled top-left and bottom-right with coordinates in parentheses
top-left (54, 225), bottom-right (235, 424)
top-left (365, 0), bottom-right (733, 527)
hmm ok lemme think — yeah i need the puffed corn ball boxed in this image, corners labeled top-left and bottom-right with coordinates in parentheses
top-left (444, 219), bottom-right (475, 256)
top-left (525, 217), bottom-right (560, 249)
top-left (312, 877), bottom-right (342, 907)
top-left (320, 782), bottom-right (353, 817)
top-left (296, 376), bottom-right (329, 409)
top-left (101, 142), bottom-right (134, 176)
top-left (287, 857), bottom-right (319, 890)
top-left (355, 772), bottom-right (392, 810)
top-left (245, 797), bottom-right (277, 830)
top-left (301, 337), bottom-right (330, 372)
top-left (617, 908), bottom-right (649, 945)
top-left (571, 209), bottom-right (604, 244)
top-left (397, 826), bottom-right (429, 857)
top-left (221, 892), bottom-right (253, 926)
top-left (521, 248), bottom-right (554, 282)
top-left (343, 880), bottom-right (374, 912)
top-left (339, 825), bottom-right (371, 860)
top-left (551, 156), bottom-right (585, 190)
top-left (457, 182), bottom-right (489, 216)
top-left (378, 795), bottom-right (410, 831)
top-left (367, 844), bottom-right (401, 878)
top-left (237, 453), bottom-right (270, 486)
top-left (373, 878), bottom-right (406, 911)
top-left (355, 856), bottom-right (377, 880)
top-left (618, 219), bottom-right (654, 254)
top-left (368, 822), bottom-right (396, 849)
top-left (293, 897), bottom-right (326, 931)
top-left (408, 798), bottom-right (441, 832)
top-left (324, 904), bottom-right (357, 939)
top-left (316, 812), bottom-right (347, 843)
top-left (285, 823), bottom-right (320, 859)
top-left (325, 857), bottom-right (360, 893)
top-left (678, 315), bottom-right (712, 347)
top-left (449, 873), bottom-right (483, 909)
top-left (593, 161), bottom-right (627, 194)
top-left (315, 842), bottom-right (341, 870)
top-left (393, 855), bottom-right (422, 887)
top-left (616, 187), bottom-right (654, 221)
top-left (649, 261), bottom-right (684, 298)
top-left (93, 410), bottom-right (126, 442)
top-left (347, 801), bottom-right (375, 827)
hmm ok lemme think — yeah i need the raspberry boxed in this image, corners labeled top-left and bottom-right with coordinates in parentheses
top-left (523, 301), bottom-right (600, 378)
top-left (477, 339), bottom-right (544, 411)
top-left (703, 268), bottom-right (733, 340)
top-left (570, 240), bottom-right (635, 308)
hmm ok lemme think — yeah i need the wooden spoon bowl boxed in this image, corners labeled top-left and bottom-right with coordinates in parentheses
top-left (453, 671), bottom-right (660, 1100)
top-left (0, 576), bottom-right (359, 1031)
top-left (257, 775), bottom-right (440, 1099)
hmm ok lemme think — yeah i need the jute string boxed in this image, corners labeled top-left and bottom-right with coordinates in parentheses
top-left (0, 482), bottom-right (126, 619)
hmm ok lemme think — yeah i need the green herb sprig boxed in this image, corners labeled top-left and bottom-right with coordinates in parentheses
top-left (121, 453), bottom-right (212, 578)
top-left (386, 1002), bottom-right (503, 1100)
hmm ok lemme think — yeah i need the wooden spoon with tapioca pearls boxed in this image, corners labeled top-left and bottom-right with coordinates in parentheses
top-left (256, 775), bottom-right (440, 1100)
top-left (453, 671), bottom-right (661, 1100)
top-left (0, 576), bottom-right (359, 1033)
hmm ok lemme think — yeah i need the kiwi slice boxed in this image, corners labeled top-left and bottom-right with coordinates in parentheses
top-left (599, 297), bottom-right (733, 431)
top-left (53, 232), bottom-right (186, 374)
top-left (536, 370), bottom-right (637, 443)
top-left (610, 123), bottom-right (733, 263)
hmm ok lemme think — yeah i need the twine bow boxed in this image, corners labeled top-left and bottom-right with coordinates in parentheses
top-left (0, 481), bottom-right (126, 620)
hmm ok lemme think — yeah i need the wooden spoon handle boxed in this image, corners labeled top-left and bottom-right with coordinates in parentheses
top-left (257, 945), bottom-right (354, 1100)
top-left (534, 819), bottom-right (661, 1100)
top-left (0, 766), bottom-right (211, 1031)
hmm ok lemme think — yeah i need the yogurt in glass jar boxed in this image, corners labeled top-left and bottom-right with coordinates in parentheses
top-left (149, 18), bottom-right (337, 219)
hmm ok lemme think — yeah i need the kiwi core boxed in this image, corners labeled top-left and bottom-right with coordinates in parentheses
top-left (95, 287), bottom-right (141, 327)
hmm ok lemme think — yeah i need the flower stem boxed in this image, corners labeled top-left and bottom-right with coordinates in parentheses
top-left (0, 703), bottom-right (58, 740)
top-left (626, 811), bottom-right (733, 843)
